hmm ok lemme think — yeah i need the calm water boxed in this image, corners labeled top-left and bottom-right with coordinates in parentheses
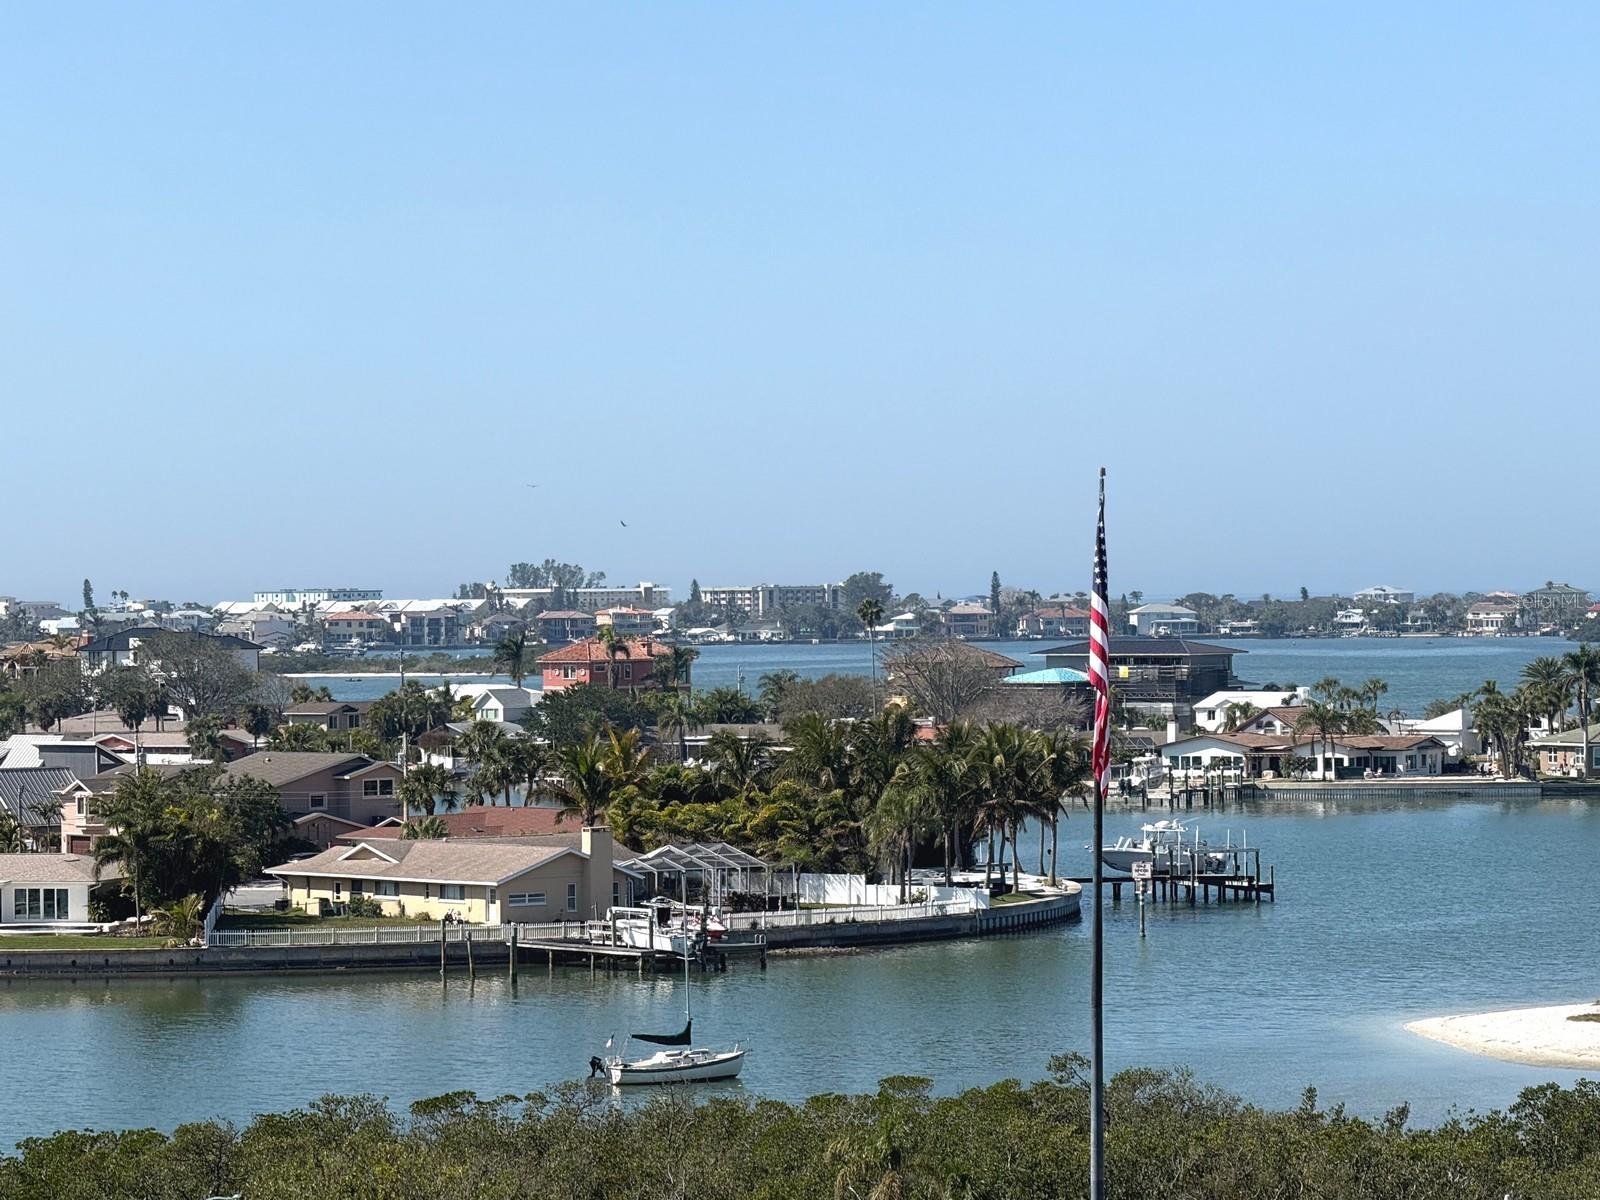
top-left (318, 637), bottom-right (1566, 715)
top-left (3, 792), bottom-right (1596, 1143)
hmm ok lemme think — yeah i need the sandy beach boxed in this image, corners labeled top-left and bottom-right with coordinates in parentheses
top-left (1406, 1003), bottom-right (1600, 1070)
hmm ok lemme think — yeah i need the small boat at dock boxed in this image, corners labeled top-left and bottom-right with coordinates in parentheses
top-left (1100, 820), bottom-right (1232, 876)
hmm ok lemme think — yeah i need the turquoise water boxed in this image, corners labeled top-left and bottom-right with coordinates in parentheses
top-left (2, 791), bottom-right (1595, 1143)
top-left (319, 637), bottom-right (1566, 716)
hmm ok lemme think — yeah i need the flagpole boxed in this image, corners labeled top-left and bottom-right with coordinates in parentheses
top-left (1089, 467), bottom-right (1107, 1200)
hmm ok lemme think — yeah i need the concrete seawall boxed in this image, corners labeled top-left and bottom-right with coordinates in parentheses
top-left (0, 888), bottom-right (1081, 977)
top-left (764, 888), bottom-right (1081, 951)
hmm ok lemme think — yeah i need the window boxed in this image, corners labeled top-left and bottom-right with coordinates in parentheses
top-left (348, 715), bottom-right (361, 729)
top-left (566, 883), bottom-right (578, 911)
top-left (612, 881), bottom-right (620, 909)
top-left (362, 779), bottom-right (395, 797)
top-left (309, 794), bottom-right (326, 810)
top-left (334, 882), bottom-right (342, 899)
top-left (440, 884), bottom-right (466, 902)
top-left (351, 880), bottom-right (364, 896)
top-left (75, 797), bottom-right (86, 817)
top-left (12, 888), bottom-right (69, 921)
top-left (507, 892), bottom-right (547, 906)
top-left (374, 881), bottom-right (399, 897)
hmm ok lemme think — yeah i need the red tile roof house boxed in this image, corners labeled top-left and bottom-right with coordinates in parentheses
top-left (539, 636), bottom-right (675, 692)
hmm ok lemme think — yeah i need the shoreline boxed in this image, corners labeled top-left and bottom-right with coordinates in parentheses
top-left (284, 671), bottom-right (508, 680)
top-left (1406, 1003), bottom-right (1600, 1069)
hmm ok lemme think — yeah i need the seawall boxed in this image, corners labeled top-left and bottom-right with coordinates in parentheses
top-left (0, 889), bottom-right (1081, 977)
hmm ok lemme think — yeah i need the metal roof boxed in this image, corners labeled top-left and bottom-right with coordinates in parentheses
top-left (1000, 666), bottom-right (1091, 686)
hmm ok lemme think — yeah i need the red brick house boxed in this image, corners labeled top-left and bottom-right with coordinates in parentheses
top-left (539, 636), bottom-right (674, 692)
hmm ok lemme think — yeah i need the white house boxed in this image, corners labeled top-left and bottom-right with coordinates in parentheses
top-left (0, 853), bottom-right (119, 924)
top-left (1192, 689), bottom-right (1308, 732)
top-left (472, 687), bottom-right (539, 725)
top-left (1333, 608), bottom-right (1368, 631)
top-left (1388, 707), bottom-right (1479, 757)
top-left (1127, 604), bottom-right (1200, 637)
top-left (1162, 731), bottom-right (1447, 778)
top-left (1465, 602), bottom-right (1518, 635)
top-left (1353, 586), bottom-right (1413, 606)
top-left (873, 612), bottom-right (922, 640)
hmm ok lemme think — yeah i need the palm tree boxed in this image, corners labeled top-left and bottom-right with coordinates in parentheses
top-left (704, 729), bottom-right (772, 798)
top-left (778, 713), bottom-right (854, 792)
top-left (1521, 655), bottom-right (1572, 735)
top-left (654, 643), bottom-right (698, 694)
top-left (1034, 729), bottom-right (1089, 886)
top-left (595, 624), bottom-right (630, 690)
top-left (398, 762), bottom-right (457, 817)
top-left (1360, 677), bottom-right (1389, 715)
top-left (0, 811), bottom-right (26, 853)
top-left (655, 690), bottom-right (701, 763)
top-left (547, 732), bottom-right (616, 827)
top-left (1475, 689), bottom-right (1530, 778)
top-left (186, 715), bottom-right (226, 762)
top-left (857, 598), bottom-right (885, 684)
top-left (908, 723), bottom-right (980, 885)
top-left (1292, 701), bottom-right (1344, 780)
top-left (506, 736), bottom-right (548, 806)
top-left (92, 767), bottom-right (171, 924)
top-left (1560, 646), bottom-right (1600, 778)
top-left (1221, 701), bottom-right (1261, 733)
top-left (491, 625), bottom-right (531, 687)
top-left (758, 669), bottom-right (800, 719)
top-left (973, 723), bottom-right (1047, 892)
top-left (241, 703), bottom-right (274, 750)
top-left (866, 764), bottom-right (932, 902)
top-left (401, 815), bottom-right (450, 839)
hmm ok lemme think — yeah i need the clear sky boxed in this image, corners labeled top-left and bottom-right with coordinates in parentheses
top-left (3, 4), bottom-right (1596, 604)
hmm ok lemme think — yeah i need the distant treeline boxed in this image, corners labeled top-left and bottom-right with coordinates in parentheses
top-left (5, 1061), bottom-right (1597, 1199)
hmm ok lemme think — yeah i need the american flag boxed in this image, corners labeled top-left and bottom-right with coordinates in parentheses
top-left (1088, 470), bottom-right (1111, 795)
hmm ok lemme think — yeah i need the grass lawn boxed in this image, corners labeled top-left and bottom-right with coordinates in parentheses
top-left (217, 909), bottom-right (437, 930)
top-left (0, 936), bottom-right (172, 950)
top-left (989, 891), bottom-right (1042, 906)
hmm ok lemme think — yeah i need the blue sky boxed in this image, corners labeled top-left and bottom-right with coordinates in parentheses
top-left (3, 4), bottom-right (1596, 604)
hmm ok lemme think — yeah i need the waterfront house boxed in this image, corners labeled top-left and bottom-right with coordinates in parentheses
top-left (872, 612), bottom-right (923, 640)
top-left (1161, 731), bottom-right (1447, 778)
top-left (539, 636), bottom-right (674, 693)
top-left (535, 610), bottom-right (597, 645)
top-left (1127, 603), bottom-right (1200, 637)
top-left (267, 826), bottom-right (639, 923)
top-left (322, 611), bottom-right (393, 647)
top-left (1465, 602), bottom-right (1519, 635)
top-left (1354, 585), bottom-right (1414, 606)
top-left (1192, 689), bottom-right (1306, 732)
top-left (1333, 608), bottom-right (1368, 631)
top-left (938, 604), bottom-right (996, 639)
top-left (595, 607), bottom-right (657, 637)
top-left (1522, 582), bottom-right (1590, 614)
top-left (284, 701), bottom-right (372, 733)
top-left (1037, 637), bottom-right (1244, 724)
top-left (1016, 605), bottom-right (1091, 639)
top-left (1388, 707), bottom-right (1480, 757)
top-left (1528, 723), bottom-right (1600, 777)
top-left (77, 627), bottom-right (261, 676)
top-left (0, 853), bottom-right (119, 925)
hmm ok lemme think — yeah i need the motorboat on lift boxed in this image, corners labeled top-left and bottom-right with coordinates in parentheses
top-left (1099, 820), bottom-right (1231, 875)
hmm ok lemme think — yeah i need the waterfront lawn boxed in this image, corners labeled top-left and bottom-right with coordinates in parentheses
top-left (989, 891), bottom-right (1041, 906)
top-left (0, 935), bottom-right (171, 950)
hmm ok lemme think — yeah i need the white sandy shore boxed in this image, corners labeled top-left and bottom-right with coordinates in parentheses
top-left (1406, 1004), bottom-right (1600, 1069)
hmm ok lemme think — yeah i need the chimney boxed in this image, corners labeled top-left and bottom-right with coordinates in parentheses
top-left (581, 825), bottom-right (615, 919)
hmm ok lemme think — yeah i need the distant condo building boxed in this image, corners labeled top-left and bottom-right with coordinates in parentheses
top-left (252, 587), bottom-right (383, 607)
top-left (698, 583), bottom-right (843, 618)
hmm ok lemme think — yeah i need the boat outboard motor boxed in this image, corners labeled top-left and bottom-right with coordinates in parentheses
top-left (588, 1055), bottom-right (605, 1079)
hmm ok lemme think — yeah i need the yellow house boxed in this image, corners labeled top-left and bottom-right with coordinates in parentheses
top-left (266, 827), bottom-right (639, 924)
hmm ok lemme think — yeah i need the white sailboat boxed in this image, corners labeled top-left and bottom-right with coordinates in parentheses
top-left (597, 929), bottom-right (745, 1086)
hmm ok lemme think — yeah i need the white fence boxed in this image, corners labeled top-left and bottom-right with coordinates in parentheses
top-left (793, 873), bottom-right (985, 909)
top-left (729, 896), bottom-right (979, 930)
top-left (201, 895), bottom-right (225, 947)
